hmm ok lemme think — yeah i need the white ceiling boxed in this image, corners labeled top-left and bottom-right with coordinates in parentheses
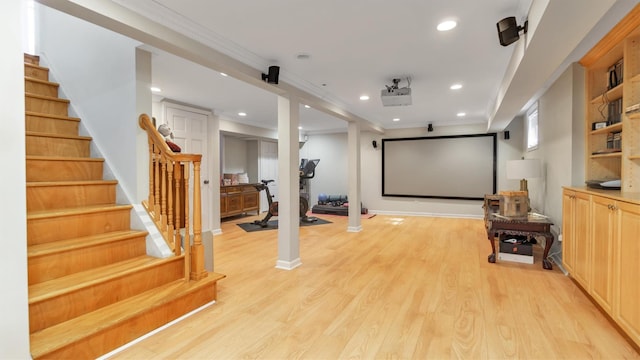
top-left (103, 0), bottom-right (636, 135)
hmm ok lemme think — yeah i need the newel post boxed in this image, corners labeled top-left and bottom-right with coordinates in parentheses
top-left (190, 160), bottom-right (207, 280)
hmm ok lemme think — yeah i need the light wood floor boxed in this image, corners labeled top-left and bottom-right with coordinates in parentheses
top-left (110, 214), bottom-right (639, 359)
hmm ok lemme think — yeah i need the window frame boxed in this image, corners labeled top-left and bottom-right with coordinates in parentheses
top-left (526, 102), bottom-right (539, 151)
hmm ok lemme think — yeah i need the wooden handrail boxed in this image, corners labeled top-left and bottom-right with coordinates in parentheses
top-left (139, 113), bottom-right (207, 281)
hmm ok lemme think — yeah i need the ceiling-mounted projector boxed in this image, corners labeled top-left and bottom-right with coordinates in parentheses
top-left (381, 78), bottom-right (412, 106)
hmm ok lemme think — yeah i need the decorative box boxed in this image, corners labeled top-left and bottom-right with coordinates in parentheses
top-left (499, 191), bottom-right (529, 218)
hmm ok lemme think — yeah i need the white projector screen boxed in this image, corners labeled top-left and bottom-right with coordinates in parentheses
top-left (382, 134), bottom-right (496, 200)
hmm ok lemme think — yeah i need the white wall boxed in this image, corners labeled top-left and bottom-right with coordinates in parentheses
top-left (527, 62), bottom-right (585, 230)
top-left (299, 133), bottom-right (348, 204)
top-left (38, 4), bottom-right (142, 201)
top-left (0, 0), bottom-right (31, 357)
top-left (223, 136), bottom-right (249, 174)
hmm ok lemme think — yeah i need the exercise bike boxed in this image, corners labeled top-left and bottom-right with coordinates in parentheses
top-left (252, 159), bottom-right (320, 228)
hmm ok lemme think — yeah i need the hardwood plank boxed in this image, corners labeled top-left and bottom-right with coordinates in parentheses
top-left (109, 215), bottom-right (640, 359)
top-left (25, 111), bottom-right (80, 135)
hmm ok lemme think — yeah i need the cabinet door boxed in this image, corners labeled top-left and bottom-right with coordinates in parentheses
top-left (243, 191), bottom-right (259, 211)
top-left (573, 192), bottom-right (592, 289)
top-left (562, 190), bottom-right (576, 273)
top-left (615, 200), bottom-right (640, 345)
top-left (220, 193), bottom-right (227, 216)
top-left (590, 195), bottom-right (615, 313)
top-left (227, 193), bottom-right (243, 213)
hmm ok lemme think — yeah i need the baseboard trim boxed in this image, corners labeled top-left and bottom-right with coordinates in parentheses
top-left (369, 210), bottom-right (483, 219)
top-left (275, 258), bottom-right (302, 270)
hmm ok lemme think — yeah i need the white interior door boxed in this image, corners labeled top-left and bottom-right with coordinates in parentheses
top-left (259, 140), bottom-right (278, 212)
top-left (164, 104), bottom-right (211, 232)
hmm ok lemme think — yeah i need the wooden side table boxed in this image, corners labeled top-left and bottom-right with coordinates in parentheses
top-left (486, 213), bottom-right (554, 270)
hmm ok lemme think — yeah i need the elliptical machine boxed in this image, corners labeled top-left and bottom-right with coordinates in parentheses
top-left (252, 159), bottom-right (319, 228)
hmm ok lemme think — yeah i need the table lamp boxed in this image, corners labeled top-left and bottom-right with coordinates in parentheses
top-left (506, 159), bottom-right (542, 194)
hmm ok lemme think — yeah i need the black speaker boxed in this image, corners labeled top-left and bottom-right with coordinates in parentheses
top-left (427, 124), bottom-right (434, 132)
top-left (262, 65), bottom-right (280, 84)
top-left (504, 130), bottom-right (510, 140)
top-left (372, 140), bottom-right (378, 149)
top-left (497, 17), bottom-right (527, 46)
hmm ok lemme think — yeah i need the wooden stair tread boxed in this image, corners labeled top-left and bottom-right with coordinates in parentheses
top-left (24, 76), bottom-right (59, 87)
top-left (29, 255), bottom-right (182, 303)
top-left (25, 92), bottom-right (70, 103)
top-left (27, 204), bottom-right (133, 220)
top-left (26, 180), bottom-right (117, 187)
top-left (25, 131), bottom-right (91, 141)
top-left (26, 155), bottom-right (104, 162)
top-left (28, 230), bottom-right (148, 258)
top-left (24, 54), bottom-right (40, 63)
top-left (29, 273), bottom-right (225, 358)
top-left (25, 111), bottom-right (80, 122)
top-left (24, 62), bottom-right (47, 71)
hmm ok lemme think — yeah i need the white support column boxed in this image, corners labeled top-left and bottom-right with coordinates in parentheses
top-left (347, 121), bottom-right (362, 232)
top-left (276, 95), bottom-right (301, 270)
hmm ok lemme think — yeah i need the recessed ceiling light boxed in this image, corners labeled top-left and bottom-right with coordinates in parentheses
top-left (304, 104), bottom-right (311, 109)
top-left (150, 86), bottom-right (162, 92)
top-left (220, 72), bottom-right (228, 77)
top-left (360, 95), bottom-right (370, 101)
top-left (298, 126), bottom-right (303, 130)
top-left (450, 83), bottom-right (463, 90)
top-left (393, 118), bottom-right (400, 122)
top-left (437, 20), bottom-right (457, 31)
top-left (238, 112), bottom-right (247, 117)
top-left (457, 112), bottom-right (466, 117)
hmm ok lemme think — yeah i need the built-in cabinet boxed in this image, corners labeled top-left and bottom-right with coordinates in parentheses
top-left (580, 6), bottom-right (640, 191)
top-left (562, 189), bottom-right (590, 288)
top-left (220, 184), bottom-right (260, 218)
top-left (562, 187), bottom-right (640, 348)
top-left (563, 8), bottom-right (640, 347)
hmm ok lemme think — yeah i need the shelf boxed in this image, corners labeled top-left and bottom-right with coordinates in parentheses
top-left (591, 152), bottom-right (622, 159)
top-left (630, 155), bottom-right (640, 160)
top-left (590, 84), bottom-right (623, 104)
top-left (631, 73), bottom-right (640, 82)
top-left (591, 122), bottom-right (623, 135)
top-left (629, 112), bottom-right (640, 120)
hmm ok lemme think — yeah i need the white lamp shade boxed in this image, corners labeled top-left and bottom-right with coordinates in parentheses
top-left (506, 159), bottom-right (541, 180)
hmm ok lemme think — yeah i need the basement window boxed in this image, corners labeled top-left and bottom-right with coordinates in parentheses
top-left (526, 102), bottom-right (539, 151)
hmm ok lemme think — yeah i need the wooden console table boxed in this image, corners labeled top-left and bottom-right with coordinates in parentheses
top-left (220, 184), bottom-right (260, 218)
top-left (486, 213), bottom-right (554, 270)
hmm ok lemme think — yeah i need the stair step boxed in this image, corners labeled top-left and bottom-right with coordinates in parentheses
top-left (29, 255), bottom-right (185, 335)
top-left (25, 77), bottom-right (59, 97)
top-left (25, 93), bottom-right (70, 116)
top-left (24, 63), bottom-right (49, 81)
top-left (24, 53), bottom-right (40, 65)
top-left (26, 131), bottom-right (91, 157)
top-left (29, 272), bottom-right (225, 359)
top-left (28, 230), bottom-right (148, 286)
top-left (26, 111), bottom-right (80, 135)
top-left (27, 204), bottom-right (133, 245)
top-left (26, 180), bottom-right (117, 212)
top-left (27, 155), bottom-right (104, 181)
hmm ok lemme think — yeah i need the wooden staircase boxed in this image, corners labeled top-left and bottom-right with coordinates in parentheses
top-left (24, 54), bottom-right (224, 359)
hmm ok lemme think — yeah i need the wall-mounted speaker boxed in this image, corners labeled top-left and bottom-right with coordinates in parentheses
top-left (262, 65), bottom-right (280, 84)
top-left (504, 131), bottom-right (510, 140)
top-left (372, 140), bottom-right (378, 148)
top-left (497, 17), bottom-right (528, 47)
top-left (427, 124), bottom-right (434, 132)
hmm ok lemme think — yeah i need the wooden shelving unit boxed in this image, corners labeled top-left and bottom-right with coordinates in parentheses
top-left (580, 8), bottom-right (640, 192)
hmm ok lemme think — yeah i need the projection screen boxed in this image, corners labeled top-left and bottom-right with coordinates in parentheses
top-left (382, 134), bottom-right (496, 200)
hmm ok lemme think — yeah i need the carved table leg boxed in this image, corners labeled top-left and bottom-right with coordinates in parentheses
top-left (542, 234), bottom-right (554, 270)
top-left (487, 230), bottom-right (496, 263)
